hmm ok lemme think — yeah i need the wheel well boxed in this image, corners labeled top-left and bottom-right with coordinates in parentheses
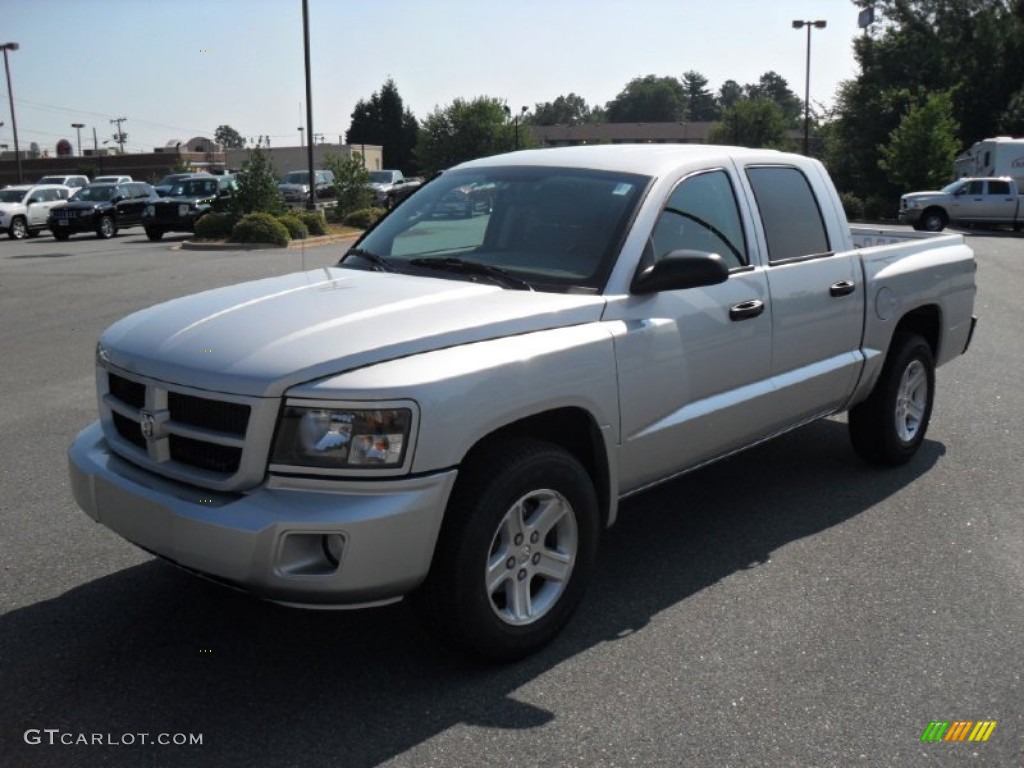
top-left (922, 206), bottom-right (947, 222)
top-left (462, 407), bottom-right (611, 526)
top-left (893, 305), bottom-right (941, 359)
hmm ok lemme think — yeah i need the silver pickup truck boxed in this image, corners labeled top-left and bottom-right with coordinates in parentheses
top-left (69, 145), bottom-right (977, 660)
top-left (899, 176), bottom-right (1024, 231)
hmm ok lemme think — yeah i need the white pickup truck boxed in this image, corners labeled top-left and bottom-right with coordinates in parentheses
top-left (69, 145), bottom-right (977, 660)
top-left (899, 176), bottom-right (1024, 231)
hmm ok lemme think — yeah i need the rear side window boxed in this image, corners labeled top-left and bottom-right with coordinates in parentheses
top-left (988, 180), bottom-right (1010, 195)
top-left (746, 166), bottom-right (830, 263)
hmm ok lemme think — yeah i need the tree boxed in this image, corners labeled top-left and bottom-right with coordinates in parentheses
top-left (744, 71), bottom-right (802, 126)
top-left (323, 151), bottom-right (372, 216)
top-left (998, 87), bottom-right (1024, 135)
top-left (344, 78), bottom-right (420, 174)
top-left (717, 80), bottom-right (744, 111)
top-left (230, 141), bottom-right (282, 215)
top-left (214, 124), bottom-right (246, 149)
top-left (708, 98), bottom-right (792, 150)
top-left (878, 91), bottom-right (961, 191)
top-left (681, 71), bottom-right (719, 121)
top-left (415, 96), bottom-right (529, 173)
top-left (530, 93), bottom-right (604, 125)
top-left (605, 75), bottom-right (686, 122)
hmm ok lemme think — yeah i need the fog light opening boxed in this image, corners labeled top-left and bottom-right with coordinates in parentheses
top-left (322, 534), bottom-right (344, 567)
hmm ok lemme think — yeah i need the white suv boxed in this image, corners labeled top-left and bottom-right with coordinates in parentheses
top-left (38, 174), bottom-right (90, 190)
top-left (0, 184), bottom-right (73, 239)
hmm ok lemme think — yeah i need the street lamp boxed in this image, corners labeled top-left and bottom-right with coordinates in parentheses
top-left (503, 104), bottom-right (528, 150)
top-left (297, 126), bottom-right (304, 147)
top-left (792, 19), bottom-right (826, 156)
top-left (71, 123), bottom-right (85, 156)
top-left (1, 42), bottom-right (22, 183)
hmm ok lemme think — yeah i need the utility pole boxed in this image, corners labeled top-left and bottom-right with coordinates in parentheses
top-left (109, 116), bottom-right (127, 153)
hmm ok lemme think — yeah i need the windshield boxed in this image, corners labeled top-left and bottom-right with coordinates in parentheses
top-left (171, 179), bottom-right (219, 197)
top-left (283, 172), bottom-right (309, 184)
top-left (368, 171), bottom-right (395, 184)
top-left (0, 189), bottom-right (28, 203)
top-left (342, 166), bottom-right (649, 293)
top-left (940, 181), bottom-right (965, 194)
top-left (73, 185), bottom-right (118, 202)
top-left (157, 174), bottom-right (190, 186)
top-left (38, 177), bottom-right (65, 184)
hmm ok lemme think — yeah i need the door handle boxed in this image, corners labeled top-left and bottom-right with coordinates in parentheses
top-left (830, 280), bottom-right (856, 297)
top-left (729, 299), bottom-right (764, 321)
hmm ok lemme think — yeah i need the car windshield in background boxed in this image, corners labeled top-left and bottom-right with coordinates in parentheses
top-left (342, 166), bottom-right (649, 293)
top-left (172, 180), bottom-right (218, 197)
top-left (38, 177), bottom-right (66, 185)
top-left (158, 174), bottom-right (192, 186)
top-left (0, 189), bottom-right (27, 203)
top-left (73, 185), bottom-right (118, 202)
top-left (283, 172), bottom-right (309, 184)
top-left (368, 171), bottom-right (394, 183)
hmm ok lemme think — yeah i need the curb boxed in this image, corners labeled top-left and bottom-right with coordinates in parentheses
top-left (179, 232), bottom-right (360, 251)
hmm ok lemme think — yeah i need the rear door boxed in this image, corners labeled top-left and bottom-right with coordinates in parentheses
top-left (978, 179), bottom-right (1018, 222)
top-left (742, 165), bottom-right (863, 425)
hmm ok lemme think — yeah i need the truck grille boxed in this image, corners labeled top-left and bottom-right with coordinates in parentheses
top-left (101, 370), bottom-right (272, 491)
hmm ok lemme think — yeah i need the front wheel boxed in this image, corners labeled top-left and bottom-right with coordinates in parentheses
top-left (920, 209), bottom-right (947, 232)
top-left (415, 438), bottom-right (600, 661)
top-left (145, 227), bottom-right (164, 241)
top-left (96, 215), bottom-right (116, 239)
top-left (8, 216), bottom-right (28, 240)
top-left (848, 333), bottom-right (935, 465)
top-left (53, 230), bottom-right (70, 241)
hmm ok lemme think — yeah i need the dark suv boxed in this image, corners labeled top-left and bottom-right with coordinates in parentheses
top-left (48, 182), bottom-right (159, 240)
top-left (142, 175), bottom-right (237, 240)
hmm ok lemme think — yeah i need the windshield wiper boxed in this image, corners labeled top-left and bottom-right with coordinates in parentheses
top-left (342, 247), bottom-right (397, 273)
top-left (408, 257), bottom-right (534, 291)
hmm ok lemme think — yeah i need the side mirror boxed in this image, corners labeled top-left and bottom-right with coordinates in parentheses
top-left (27, 197), bottom-right (42, 205)
top-left (630, 250), bottom-right (730, 294)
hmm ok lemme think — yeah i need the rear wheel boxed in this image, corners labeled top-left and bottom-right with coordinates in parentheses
top-left (415, 438), bottom-right (600, 661)
top-left (145, 227), bottom-right (164, 241)
top-left (849, 333), bottom-right (935, 465)
top-left (8, 216), bottom-right (28, 240)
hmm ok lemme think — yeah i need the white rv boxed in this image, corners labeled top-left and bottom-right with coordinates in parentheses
top-left (954, 136), bottom-right (1024, 184)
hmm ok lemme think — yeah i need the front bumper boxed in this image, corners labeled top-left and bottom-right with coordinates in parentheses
top-left (897, 208), bottom-right (922, 225)
top-left (68, 421), bottom-right (456, 606)
top-left (50, 216), bottom-right (98, 234)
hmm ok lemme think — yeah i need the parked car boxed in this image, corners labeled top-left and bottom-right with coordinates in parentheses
top-left (367, 169), bottom-right (406, 205)
top-left (93, 175), bottom-right (133, 184)
top-left (38, 174), bottom-right (90, 190)
top-left (68, 145), bottom-right (977, 661)
top-left (142, 174), bottom-right (236, 240)
top-left (154, 172), bottom-right (210, 198)
top-left (433, 181), bottom-right (496, 218)
top-left (0, 184), bottom-right (72, 239)
top-left (278, 169), bottom-right (335, 204)
top-left (48, 182), bottom-right (159, 240)
top-left (899, 176), bottom-right (1024, 231)
top-left (384, 176), bottom-right (424, 209)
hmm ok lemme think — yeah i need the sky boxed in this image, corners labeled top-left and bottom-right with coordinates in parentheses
top-left (2, 0), bottom-right (866, 156)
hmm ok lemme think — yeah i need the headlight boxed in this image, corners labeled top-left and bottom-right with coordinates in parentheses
top-left (145, 205), bottom-right (155, 216)
top-left (80, 209), bottom-right (92, 217)
top-left (271, 404), bottom-right (414, 471)
top-left (178, 204), bottom-right (190, 217)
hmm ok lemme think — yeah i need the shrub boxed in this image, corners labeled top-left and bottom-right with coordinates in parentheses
top-left (296, 210), bottom-right (328, 236)
top-left (194, 212), bottom-right (239, 240)
top-left (839, 192), bottom-right (865, 221)
top-left (276, 213), bottom-right (309, 240)
top-left (229, 212), bottom-right (291, 246)
top-left (230, 143), bottom-right (283, 216)
top-left (863, 195), bottom-right (898, 222)
top-left (342, 207), bottom-right (387, 229)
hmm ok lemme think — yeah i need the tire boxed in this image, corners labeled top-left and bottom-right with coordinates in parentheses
top-left (96, 215), bottom-right (116, 239)
top-left (415, 438), bottom-right (600, 661)
top-left (145, 227), bottom-right (164, 241)
top-left (848, 332), bottom-right (935, 466)
top-left (920, 208), bottom-right (947, 232)
top-left (8, 216), bottom-right (28, 240)
top-left (53, 230), bottom-right (70, 241)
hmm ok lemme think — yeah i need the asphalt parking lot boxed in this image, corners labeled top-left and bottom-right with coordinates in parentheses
top-left (0, 228), bottom-right (1021, 767)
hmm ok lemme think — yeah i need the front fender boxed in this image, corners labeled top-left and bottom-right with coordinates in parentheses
top-left (286, 324), bottom-right (621, 476)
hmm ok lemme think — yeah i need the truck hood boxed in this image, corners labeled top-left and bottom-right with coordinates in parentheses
top-left (100, 268), bottom-right (606, 397)
top-left (902, 190), bottom-right (950, 201)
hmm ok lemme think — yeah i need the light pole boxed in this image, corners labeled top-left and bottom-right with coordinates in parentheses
top-left (1, 42), bottom-right (22, 183)
top-left (503, 104), bottom-right (528, 150)
top-left (297, 126), bottom-right (304, 147)
top-left (792, 19), bottom-right (826, 156)
top-left (72, 123), bottom-right (85, 156)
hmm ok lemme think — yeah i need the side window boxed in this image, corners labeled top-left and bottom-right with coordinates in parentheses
top-left (964, 180), bottom-right (984, 195)
top-left (988, 180), bottom-right (1010, 195)
top-left (745, 166), bottom-right (830, 263)
top-left (649, 169), bottom-right (748, 269)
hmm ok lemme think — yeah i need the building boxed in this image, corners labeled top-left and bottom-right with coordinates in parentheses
top-left (529, 122), bottom-right (716, 147)
top-left (223, 144), bottom-right (383, 176)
